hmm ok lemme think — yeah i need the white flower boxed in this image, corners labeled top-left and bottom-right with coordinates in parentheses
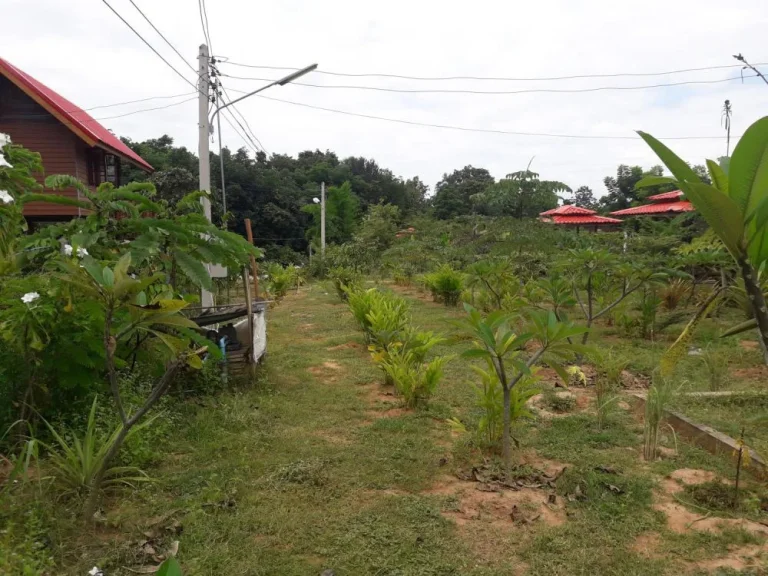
top-left (0, 190), bottom-right (12, 204)
top-left (77, 247), bottom-right (89, 258)
top-left (0, 156), bottom-right (10, 168)
top-left (63, 244), bottom-right (74, 256)
top-left (64, 244), bottom-right (88, 258)
top-left (0, 132), bottom-right (11, 147)
top-left (21, 292), bottom-right (40, 304)
top-left (130, 273), bottom-right (137, 279)
top-left (88, 567), bottom-right (104, 576)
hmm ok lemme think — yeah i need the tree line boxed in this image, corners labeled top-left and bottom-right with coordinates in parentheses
top-left (121, 135), bottom-right (705, 257)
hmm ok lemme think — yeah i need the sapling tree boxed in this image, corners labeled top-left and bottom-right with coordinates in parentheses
top-left (464, 259), bottom-right (517, 310)
top-left (460, 304), bottom-right (588, 467)
top-left (637, 117), bottom-right (768, 364)
top-left (57, 253), bottom-right (207, 518)
top-left (565, 248), bottom-right (665, 344)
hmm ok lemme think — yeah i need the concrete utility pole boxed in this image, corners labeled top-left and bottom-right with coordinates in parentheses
top-left (320, 181), bottom-right (326, 257)
top-left (198, 43), bottom-right (214, 308)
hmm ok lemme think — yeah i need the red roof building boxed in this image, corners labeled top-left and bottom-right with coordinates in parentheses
top-left (0, 57), bottom-right (153, 220)
top-left (610, 190), bottom-right (694, 218)
top-left (539, 204), bottom-right (621, 231)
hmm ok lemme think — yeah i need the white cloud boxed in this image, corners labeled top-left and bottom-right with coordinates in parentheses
top-left (3, 0), bottom-right (768, 198)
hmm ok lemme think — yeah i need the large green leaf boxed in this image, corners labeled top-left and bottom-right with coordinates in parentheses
top-left (728, 116), bottom-right (768, 218)
top-left (706, 159), bottom-right (729, 194)
top-left (683, 182), bottom-right (745, 259)
top-left (721, 318), bottom-right (758, 338)
top-left (156, 557), bottom-right (182, 576)
top-left (637, 132), bottom-right (701, 184)
top-left (173, 249), bottom-right (213, 291)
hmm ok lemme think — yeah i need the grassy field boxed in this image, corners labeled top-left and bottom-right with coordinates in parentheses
top-left (28, 283), bottom-right (768, 575)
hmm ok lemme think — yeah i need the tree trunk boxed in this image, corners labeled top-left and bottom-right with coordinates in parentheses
top-left (502, 385), bottom-right (512, 468)
top-left (83, 424), bottom-right (131, 520)
top-left (739, 258), bottom-right (768, 365)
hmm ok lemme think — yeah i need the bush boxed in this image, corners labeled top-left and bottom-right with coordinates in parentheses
top-left (346, 287), bottom-right (409, 342)
top-left (264, 263), bottom-right (297, 300)
top-left (545, 390), bottom-right (576, 413)
top-left (379, 348), bottom-right (450, 408)
top-left (328, 266), bottom-right (361, 301)
top-left (424, 265), bottom-right (463, 306)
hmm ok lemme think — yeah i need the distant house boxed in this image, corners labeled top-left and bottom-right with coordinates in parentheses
top-left (539, 204), bottom-right (621, 232)
top-left (0, 57), bottom-right (153, 222)
top-left (610, 191), bottom-right (695, 218)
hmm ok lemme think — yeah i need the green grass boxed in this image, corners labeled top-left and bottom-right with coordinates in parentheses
top-left (5, 282), bottom-right (768, 574)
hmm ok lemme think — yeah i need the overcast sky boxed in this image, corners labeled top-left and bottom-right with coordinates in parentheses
top-left (3, 0), bottom-right (768, 198)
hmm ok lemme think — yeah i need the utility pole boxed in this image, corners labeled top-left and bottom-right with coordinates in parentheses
top-left (320, 181), bottom-right (326, 257)
top-left (198, 43), bottom-right (214, 309)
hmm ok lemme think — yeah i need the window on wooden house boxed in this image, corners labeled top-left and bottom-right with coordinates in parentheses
top-left (86, 149), bottom-right (121, 186)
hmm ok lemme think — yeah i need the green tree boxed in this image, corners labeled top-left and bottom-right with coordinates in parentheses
top-left (432, 166), bottom-right (495, 219)
top-left (303, 181), bottom-right (360, 245)
top-left (571, 185), bottom-right (598, 210)
top-left (473, 170), bottom-right (570, 218)
top-left (355, 203), bottom-right (401, 252)
top-left (599, 165), bottom-right (674, 212)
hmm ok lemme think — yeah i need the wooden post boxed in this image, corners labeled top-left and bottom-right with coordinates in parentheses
top-left (242, 267), bottom-right (254, 362)
top-left (244, 218), bottom-right (259, 299)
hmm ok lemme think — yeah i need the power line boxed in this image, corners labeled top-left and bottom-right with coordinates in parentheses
top-left (251, 92), bottom-right (733, 141)
top-left (222, 106), bottom-right (265, 154)
top-left (127, 0), bottom-right (197, 75)
top-left (93, 96), bottom-right (197, 121)
top-left (217, 83), bottom-right (269, 155)
top-left (220, 109), bottom-right (261, 156)
top-left (198, 0), bottom-right (213, 54)
top-left (220, 72), bottom-right (760, 95)
top-left (100, 0), bottom-right (199, 94)
top-left (217, 60), bottom-right (768, 82)
top-left (84, 92), bottom-right (196, 112)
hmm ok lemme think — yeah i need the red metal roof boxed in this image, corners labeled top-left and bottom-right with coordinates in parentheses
top-left (0, 58), bottom-right (153, 172)
top-left (540, 204), bottom-right (596, 216)
top-left (610, 200), bottom-right (694, 216)
top-left (550, 214), bottom-right (622, 225)
top-left (647, 190), bottom-right (684, 202)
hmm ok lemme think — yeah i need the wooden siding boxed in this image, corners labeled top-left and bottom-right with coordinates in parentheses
top-left (0, 75), bottom-right (86, 218)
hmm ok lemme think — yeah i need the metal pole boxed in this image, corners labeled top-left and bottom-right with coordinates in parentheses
top-left (320, 181), bottom-right (326, 258)
top-left (198, 44), bottom-right (214, 309)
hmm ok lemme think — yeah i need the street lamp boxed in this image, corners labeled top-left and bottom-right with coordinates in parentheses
top-left (212, 63), bottom-right (318, 215)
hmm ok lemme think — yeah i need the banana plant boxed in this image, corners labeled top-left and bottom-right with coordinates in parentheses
top-left (460, 304), bottom-right (589, 467)
top-left (637, 117), bottom-right (768, 364)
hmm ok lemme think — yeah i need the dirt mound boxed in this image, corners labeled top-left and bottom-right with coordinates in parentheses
top-left (326, 342), bottom-right (362, 351)
top-left (669, 468), bottom-right (717, 486)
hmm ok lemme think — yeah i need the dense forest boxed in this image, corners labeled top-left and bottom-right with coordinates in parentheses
top-left (120, 135), bottom-right (704, 261)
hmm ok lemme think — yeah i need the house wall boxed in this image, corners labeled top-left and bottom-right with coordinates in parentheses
top-left (0, 75), bottom-right (86, 218)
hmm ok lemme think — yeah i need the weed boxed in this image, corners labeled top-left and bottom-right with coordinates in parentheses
top-left (544, 390), bottom-right (577, 413)
top-left (701, 346), bottom-right (728, 391)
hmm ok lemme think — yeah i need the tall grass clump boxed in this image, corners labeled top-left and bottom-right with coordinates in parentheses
top-left (424, 265), bottom-right (463, 306)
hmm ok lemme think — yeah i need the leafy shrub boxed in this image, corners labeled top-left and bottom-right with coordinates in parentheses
top-left (379, 348), bottom-right (450, 408)
top-left (471, 360), bottom-right (539, 445)
top-left (346, 287), bottom-right (409, 342)
top-left (328, 266), bottom-right (361, 301)
top-left (660, 278), bottom-right (690, 310)
top-left (264, 263), bottom-right (296, 301)
top-left (424, 265), bottom-right (463, 306)
top-left (40, 396), bottom-right (152, 498)
top-left (701, 346), bottom-right (728, 391)
top-left (544, 390), bottom-right (576, 413)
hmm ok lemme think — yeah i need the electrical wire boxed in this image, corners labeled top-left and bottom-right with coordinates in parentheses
top-left (92, 96), bottom-right (197, 121)
top-left (219, 85), bottom-right (268, 155)
top-left (100, 0), bottom-right (200, 94)
top-left (217, 60), bottom-right (768, 82)
top-left (222, 106), bottom-right (265, 154)
top-left (83, 92), bottom-right (196, 111)
top-left (220, 72), bottom-right (759, 95)
top-left (11, 94), bottom-right (198, 121)
top-left (220, 109), bottom-right (261, 156)
top-left (198, 0), bottom-right (213, 54)
top-left (127, 0), bottom-right (198, 74)
top-left (251, 93), bottom-right (732, 141)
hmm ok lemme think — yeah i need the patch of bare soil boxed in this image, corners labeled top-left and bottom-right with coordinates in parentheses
top-left (739, 340), bottom-right (760, 351)
top-left (655, 469), bottom-right (766, 537)
top-left (307, 361), bottom-right (344, 383)
top-left (326, 342), bottom-right (362, 351)
top-left (621, 370), bottom-right (651, 389)
top-left (690, 545), bottom-right (766, 573)
top-left (632, 532), bottom-right (662, 558)
top-left (732, 366), bottom-right (768, 381)
top-left (528, 389), bottom-right (594, 419)
top-left (297, 323), bottom-right (316, 332)
top-left (312, 429), bottom-right (352, 446)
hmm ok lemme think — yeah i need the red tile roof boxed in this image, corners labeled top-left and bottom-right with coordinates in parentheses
top-left (647, 190), bottom-right (684, 202)
top-left (610, 200), bottom-right (694, 216)
top-left (0, 58), bottom-right (153, 172)
top-left (550, 214), bottom-right (622, 225)
top-left (540, 204), bottom-right (596, 216)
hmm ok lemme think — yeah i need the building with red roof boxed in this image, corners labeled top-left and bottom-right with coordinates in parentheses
top-left (539, 204), bottom-right (622, 232)
top-left (0, 57), bottom-right (153, 220)
top-left (609, 190), bottom-right (695, 218)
